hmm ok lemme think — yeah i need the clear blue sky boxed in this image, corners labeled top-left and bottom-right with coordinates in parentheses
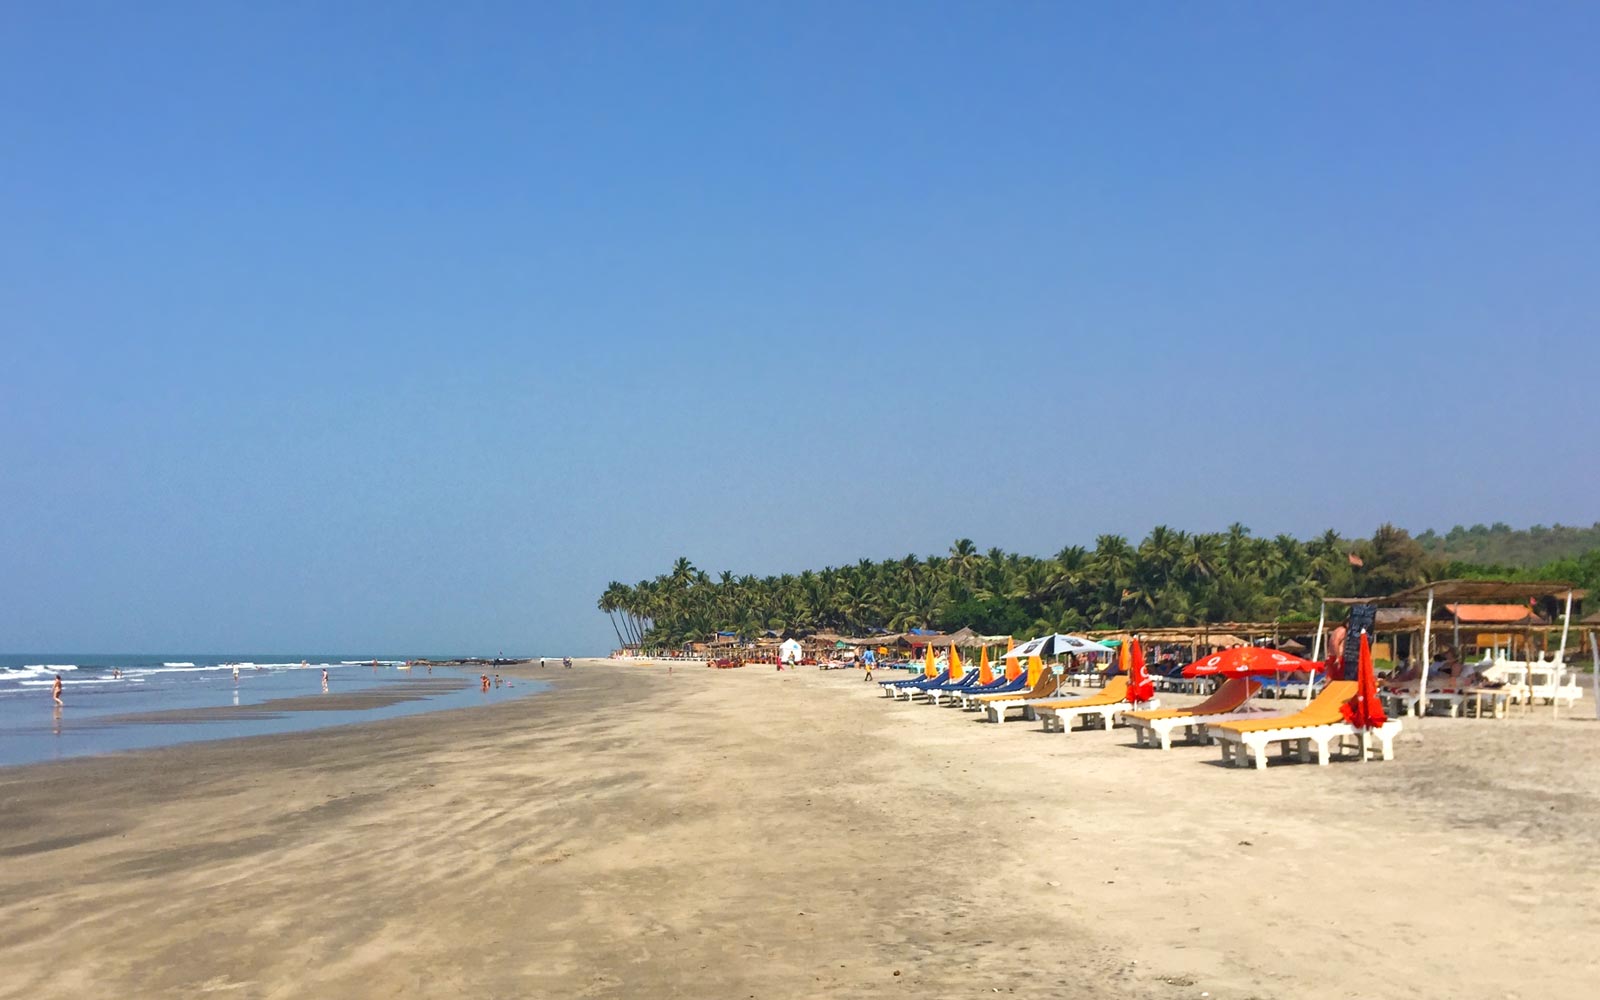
top-left (3, 2), bottom-right (1596, 654)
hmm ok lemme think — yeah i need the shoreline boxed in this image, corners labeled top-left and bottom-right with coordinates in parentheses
top-left (1, 659), bottom-right (1595, 999)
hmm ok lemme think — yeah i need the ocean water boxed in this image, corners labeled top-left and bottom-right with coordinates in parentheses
top-left (0, 654), bottom-right (544, 768)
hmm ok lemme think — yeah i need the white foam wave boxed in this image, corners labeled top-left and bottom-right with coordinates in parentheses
top-left (163, 662), bottom-right (196, 667)
top-left (20, 664), bottom-right (78, 671)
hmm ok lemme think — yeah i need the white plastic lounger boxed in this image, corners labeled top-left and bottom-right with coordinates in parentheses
top-left (1122, 679), bottom-right (1262, 750)
top-left (1031, 677), bottom-right (1136, 734)
top-left (1207, 681), bottom-right (1401, 770)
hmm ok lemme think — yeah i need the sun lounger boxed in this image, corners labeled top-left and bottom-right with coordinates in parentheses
top-left (921, 672), bottom-right (983, 705)
top-left (1121, 678), bottom-right (1263, 750)
top-left (975, 674), bottom-right (1067, 723)
top-left (955, 673), bottom-right (1028, 709)
top-left (1031, 677), bottom-right (1140, 734)
top-left (1206, 681), bottom-right (1401, 769)
top-left (881, 669), bottom-right (948, 697)
top-left (893, 669), bottom-right (954, 700)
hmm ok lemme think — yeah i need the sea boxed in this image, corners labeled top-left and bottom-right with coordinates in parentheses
top-left (0, 653), bottom-right (544, 768)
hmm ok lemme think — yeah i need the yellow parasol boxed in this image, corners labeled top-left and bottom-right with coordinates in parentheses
top-left (949, 645), bottom-right (964, 682)
top-left (1026, 653), bottom-right (1044, 688)
top-left (978, 644), bottom-right (994, 685)
top-left (1004, 636), bottom-right (1021, 681)
top-left (923, 643), bottom-right (937, 679)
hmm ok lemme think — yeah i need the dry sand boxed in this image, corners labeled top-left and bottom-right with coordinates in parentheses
top-left (1, 659), bottom-right (1597, 999)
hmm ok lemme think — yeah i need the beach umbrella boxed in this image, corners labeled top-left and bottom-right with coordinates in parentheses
top-left (1181, 646), bottom-right (1318, 678)
top-left (978, 644), bottom-right (994, 685)
top-left (1340, 631), bottom-right (1388, 730)
top-left (1002, 636), bottom-right (1046, 659)
top-left (923, 644), bottom-right (937, 679)
top-left (1127, 636), bottom-right (1155, 704)
top-left (949, 645), bottom-right (964, 682)
top-left (1038, 634), bottom-right (1115, 657)
top-left (1026, 654), bottom-right (1045, 688)
top-left (1003, 636), bottom-right (1020, 681)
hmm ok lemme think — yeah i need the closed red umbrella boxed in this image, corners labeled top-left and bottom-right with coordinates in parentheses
top-left (1181, 646), bottom-right (1317, 678)
top-left (1127, 636), bottom-right (1155, 704)
top-left (1340, 631), bottom-right (1388, 729)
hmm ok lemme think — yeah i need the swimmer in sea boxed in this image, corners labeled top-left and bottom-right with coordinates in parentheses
top-left (52, 674), bottom-right (64, 707)
top-left (480, 673), bottom-right (490, 692)
top-left (322, 668), bottom-right (330, 693)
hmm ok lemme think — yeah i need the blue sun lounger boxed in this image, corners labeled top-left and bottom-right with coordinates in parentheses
top-left (881, 668), bottom-right (949, 697)
top-left (956, 672), bottom-right (1029, 709)
top-left (922, 671), bottom-right (985, 705)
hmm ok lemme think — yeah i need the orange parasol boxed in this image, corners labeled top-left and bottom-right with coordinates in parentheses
top-left (1127, 636), bottom-right (1155, 703)
top-left (1182, 646), bottom-right (1318, 678)
top-left (1341, 631), bottom-right (1388, 729)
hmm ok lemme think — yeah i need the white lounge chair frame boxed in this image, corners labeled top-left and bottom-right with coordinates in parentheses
top-left (1209, 719), bottom-right (1401, 770)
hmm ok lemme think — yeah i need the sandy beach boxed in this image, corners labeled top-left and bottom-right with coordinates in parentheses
top-left (1, 660), bottom-right (1596, 999)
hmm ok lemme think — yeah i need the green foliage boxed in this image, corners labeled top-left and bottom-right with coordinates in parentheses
top-left (1417, 522), bottom-right (1600, 567)
top-left (602, 525), bottom-right (1600, 651)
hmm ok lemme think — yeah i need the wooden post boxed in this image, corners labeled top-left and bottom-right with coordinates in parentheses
top-left (1417, 589), bottom-right (1435, 723)
top-left (1591, 631), bottom-right (1599, 722)
top-left (1308, 602), bottom-right (1327, 702)
top-left (1554, 591), bottom-right (1573, 719)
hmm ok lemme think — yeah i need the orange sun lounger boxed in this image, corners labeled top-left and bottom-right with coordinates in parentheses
top-left (1206, 681), bottom-right (1401, 769)
top-left (1030, 676), bottom-right (1137, 733)
top-left (1121, 678), bottom-right (1262, 749)
top-left (970, 672), bottom-right (1066, 722)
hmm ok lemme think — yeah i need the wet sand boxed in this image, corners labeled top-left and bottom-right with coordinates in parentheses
top-left (0, 660), bottom-right (1596, 999)
top-left (93, 675), bottom-right (475, 724)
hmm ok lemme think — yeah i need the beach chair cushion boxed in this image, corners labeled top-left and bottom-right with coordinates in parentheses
top-left (1029, 676), bottom-right (1129, 711)
top-left (1122, 678), bottom-right (1260, 723)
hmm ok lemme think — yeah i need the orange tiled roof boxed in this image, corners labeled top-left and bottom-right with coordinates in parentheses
top-left (1444, 604), bottom-right (1541, 624)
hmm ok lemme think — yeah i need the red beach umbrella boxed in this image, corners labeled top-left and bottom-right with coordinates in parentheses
top-left (1340, 631), bottom-right (1388, 729)
top-left (1181, 646), bottom-right (1317, 678)
top-left (1126, 636), bottom-right (1155, 704)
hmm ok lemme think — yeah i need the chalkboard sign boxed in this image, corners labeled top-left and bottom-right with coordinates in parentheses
top-left (1344, 603), bottom-right (1378, 675)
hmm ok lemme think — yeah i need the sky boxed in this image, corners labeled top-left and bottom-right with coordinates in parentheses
top-left (2, 2), bottom-right (1597, 654)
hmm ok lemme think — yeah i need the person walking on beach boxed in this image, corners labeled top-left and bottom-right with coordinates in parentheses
top-left (563, 657), bottom-right (572, 669)
top-left (51, 674), bottom-right (64, 707)
top-left (861, 648), bottom-right (875, 682)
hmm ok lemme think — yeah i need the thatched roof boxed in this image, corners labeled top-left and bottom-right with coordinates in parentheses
top-left (906, 626), bottom-right (979, 648)
top-left (1324, 579), bottom-right (1583, 606)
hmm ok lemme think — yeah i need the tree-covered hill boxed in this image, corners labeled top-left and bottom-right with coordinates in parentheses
top-left (1416, 522), bottom-right (1600, 568)
top-left (600, 523), bottom-right (1600, 650)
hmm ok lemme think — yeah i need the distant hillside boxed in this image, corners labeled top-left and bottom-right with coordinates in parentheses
top-left (1416, 522), bottom-right (1600, 569)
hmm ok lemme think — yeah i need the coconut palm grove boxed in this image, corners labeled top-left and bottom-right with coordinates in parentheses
top-left (598, 523), bottom-right (1600, 650)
